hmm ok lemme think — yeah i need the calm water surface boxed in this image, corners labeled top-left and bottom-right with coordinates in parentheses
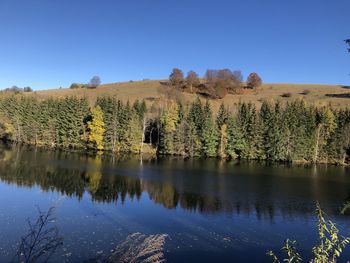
top-left (0, 145), bottom-right (350, 262)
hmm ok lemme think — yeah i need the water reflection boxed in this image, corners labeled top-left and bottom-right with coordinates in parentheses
top-left (1, 145), bottom-right (350, 219)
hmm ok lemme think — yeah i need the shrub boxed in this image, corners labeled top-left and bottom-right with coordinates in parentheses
top-left (214, 81), bottom-right (228, 99)
top-left (301, 89), bottom-right (311, 95)
top-left (23, 87), bottom-right (33, 92)
top-left (157, 85), bottom-right (183, 101)
top-left (281, 92), bottom-right (292, 98)
top-left (4, 86), bottom-right (22, 94)
top-left (69, 83), bottom-right (80, 89)
top-left (267, 202), bottom-right (350, 263)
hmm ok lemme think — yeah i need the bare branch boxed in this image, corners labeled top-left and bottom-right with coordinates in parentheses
top-left (15, 206), bottom-right (63, 263)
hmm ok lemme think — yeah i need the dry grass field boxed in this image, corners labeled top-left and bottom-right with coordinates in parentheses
top-left (16, 80), bottom-right (350, 112)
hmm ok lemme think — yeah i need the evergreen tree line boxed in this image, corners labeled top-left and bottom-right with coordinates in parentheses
top-left (0, 95), bottom-right (350, 164)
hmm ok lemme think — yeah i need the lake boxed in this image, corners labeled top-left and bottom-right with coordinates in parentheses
top-left (0, 145), bottom-right (350, 262)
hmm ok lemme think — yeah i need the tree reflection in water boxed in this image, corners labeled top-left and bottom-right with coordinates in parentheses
top-left (1, 145), bottom-right (350, 220)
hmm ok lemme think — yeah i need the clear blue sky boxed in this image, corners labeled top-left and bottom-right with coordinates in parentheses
top-left (0, 0), bottom-right (349, 90)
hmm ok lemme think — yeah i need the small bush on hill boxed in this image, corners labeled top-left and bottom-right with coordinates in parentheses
top-left (214, 83), bottom-right (228, 99)
top-left (281, 92), bottom-right (292, 98)
top-left (70, 83), bottom-right (80, 89)
top-left (301, 89), bottom-right (311, 95)
top-left (4, 86), bottom-right (23, 94)
top-left (88, 76), bottom-right (101, 89)
top-left (23, 87), bottom-right (33, 92)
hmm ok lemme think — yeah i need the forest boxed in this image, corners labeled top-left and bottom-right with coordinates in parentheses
top-left (0, 95), bottom-right (350, 164)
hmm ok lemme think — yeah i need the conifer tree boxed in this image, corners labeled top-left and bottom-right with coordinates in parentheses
top-left (216, 103), bottom-right (229, 128)
top-left (226, 115), bottom-right (246, 159)
top-left (125, 110), bottom-right (143, 153)
top-left (201, 101), bottom-right (218, 157)
top-left (184, 119), bottom-right (201, 157)
top-left (173, 119), bottom-right (186, 155)
top-left (188, 98), bottom-right (204, 133)
top-left (96, 97), bottom-right (119, 151)
top-left (260, 101), bottom-right (286, 161)
top-left (216, 103), bottom-right (229, 158)
top-left (237, 102), bottom-right (260, 159)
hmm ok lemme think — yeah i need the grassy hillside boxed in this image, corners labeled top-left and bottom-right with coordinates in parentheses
top-left (19, 80), bottom-right (350, 111)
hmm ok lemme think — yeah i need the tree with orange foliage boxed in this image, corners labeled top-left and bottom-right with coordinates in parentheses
top-left (169, 68), bottom-right (184, 88)
top-left (186, 70), bottom-right (200, 92)
top-left (246, 72), bottom-right (262, 89)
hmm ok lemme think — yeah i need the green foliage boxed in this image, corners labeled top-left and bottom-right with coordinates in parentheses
top-left (237, 102), bottom-right (262, 159)
top-left (56, 97), bottom-right (89, 149)
top-left (133, 99), bottom-right (147, 120)
top-left (267, 239), bottom-right (302, 263)
top-left (216, 103), bottom-right (229, 128)
top-left (125, 110), bottom-right (143, 153)
top-left (267, 203), bottom-right (350, 263)
top-left (201, 101), bottom-right (218, 156)
top-left (0, 95), bottom-right (349, 162)
top-left (226, 116), bottom-right (246, 159)
top-left (311, 202), bottom-right (350, 263)
top-left (96, 97), bottom-right (119, 151)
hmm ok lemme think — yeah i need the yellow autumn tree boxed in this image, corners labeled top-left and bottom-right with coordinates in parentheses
top-left (87, 106), bottom-right (105, 151)
top-left (160, 101), bottom-right (179, 154)
top-left (314, 107), bottom-right (337, 162)
top-left (161, 101), bottom-right (179, 133)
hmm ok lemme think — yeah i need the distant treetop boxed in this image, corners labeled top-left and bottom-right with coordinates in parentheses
top-left (169, 68), bottom-right (184, 87)
top-left (89, 76), bottom-right (101, 88)
top-left (246, 72), bottom-right (262, 89)
top-left (166, 67), bottom-right (260, 99)
top-left (2, 85), bottom-right (32, 93)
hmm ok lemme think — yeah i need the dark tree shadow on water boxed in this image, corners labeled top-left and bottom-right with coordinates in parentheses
top-left (13, 206), bottom-right (63, 263)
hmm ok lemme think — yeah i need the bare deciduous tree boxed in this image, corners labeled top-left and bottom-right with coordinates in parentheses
top-left (246, 72), bottom-right (262, 89)
top-left (169, 68), bottom-right (184, 88)
top-left (218, 69), bottom-right (242, 92)
top-left (204, 69), bottom-right (242, 96)
top-left (205, 69), bottom-right (218, 84)
top-left (186, 70), bottom-right (200, 92)
top-left (233, 70), bottom-right (243, 83)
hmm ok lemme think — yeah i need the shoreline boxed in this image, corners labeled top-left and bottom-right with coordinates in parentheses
top-left (2, 140), bottom-right (348, 166)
